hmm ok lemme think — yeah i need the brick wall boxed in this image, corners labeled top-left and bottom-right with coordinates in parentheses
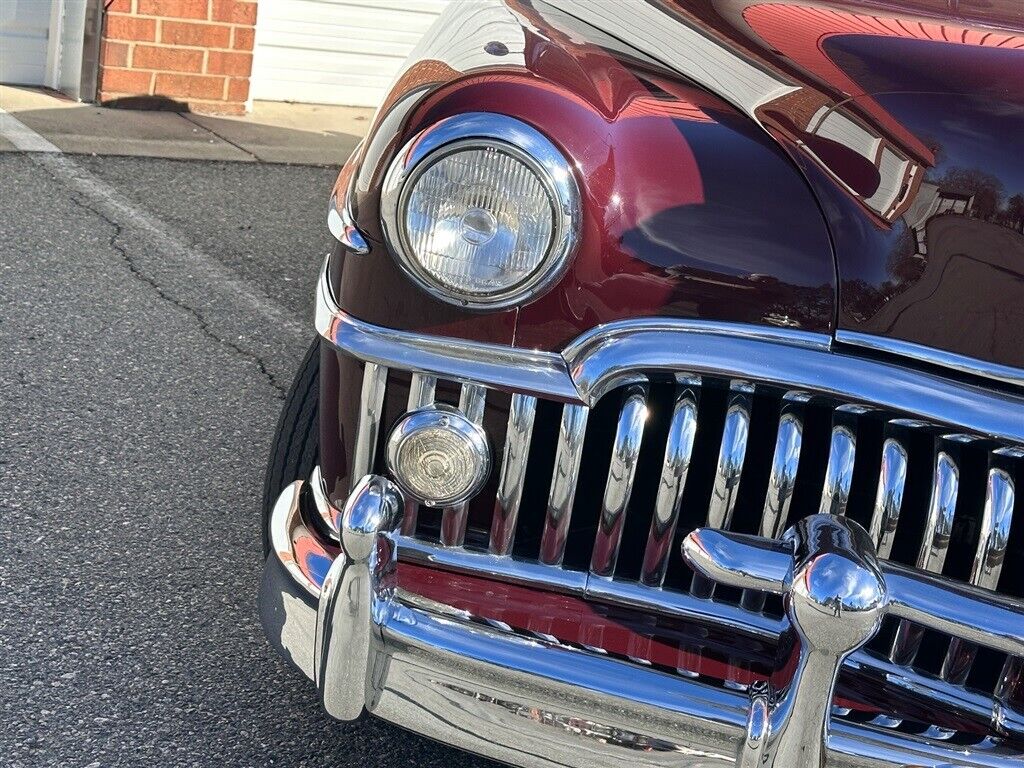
top-left (99, 0), bottom-right (257, 115)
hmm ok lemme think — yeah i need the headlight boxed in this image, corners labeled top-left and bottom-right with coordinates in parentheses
top-left (380, 113), bottom-right (580, 309)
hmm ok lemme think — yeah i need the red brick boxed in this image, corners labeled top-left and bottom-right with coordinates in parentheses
top-left (160, 20), bottom-right (230, 47)
top-left (226, 77), bottom-right (249, 102)
top-left (137, 0), bottom-right (209, 20)
top-left (133, 44), bottom-right (204, 73)
top-left (210, 0), bottom-right (256, 25)
top-left (100, 67), bottom-right (154, 94)
top-left (155, 72), bottom-right (226, 99)
top-left (105, 14), bottom-right (157, 42)
top-left (100, 41), bottom-right (130, 68)
top-left (231, 26), bottom-right (254, 51)
top-left (106, 0), bottom-right (134, 12)
top-left (206, 50), bottom-right (251, 76)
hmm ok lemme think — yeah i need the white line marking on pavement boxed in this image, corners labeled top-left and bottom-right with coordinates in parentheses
top-left (0, 106), bottom-right (310, 347)
top-left (0, 107), bottom-right (61, 153)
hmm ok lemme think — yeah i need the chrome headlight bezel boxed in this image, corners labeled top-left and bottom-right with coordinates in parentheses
top-left (379, 112), bottom-right (581, 310)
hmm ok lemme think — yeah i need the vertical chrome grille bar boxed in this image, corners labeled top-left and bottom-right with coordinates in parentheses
top-left (408, 373), bottom-right (436, 410)
top-left (759, 393), bottom-right (808, 539)
top-left (706, 382), bottom-right (753, 530)
top-left (440, 383), bottom-right (487, 547)
top-left (351, 362), bottom-right (387, 492)
top-left (641, 381), bottom-right (699, 587)
top-left (819, 405), bottom-right (864, 516)
top-left (869, 434), bottom-right (909, 559)
top-left (691, 382), bottom-right (751, 599)
top-left (994, 447), bottom-right (1024, 717)
top-left (937, 464), bottom-right (1015, 685)
top-left (889, 446), bottom-right (959, 666)
top-left (740, 392), bottom-right (806, 611)
top-left (400, 373), bottom-right (436, 536)
top-left (489, 394), bottom-right (538, 556)
top-left (591, 385), bottom-right (649, 578)
top-left (539, 404), bottom-right (589, 566)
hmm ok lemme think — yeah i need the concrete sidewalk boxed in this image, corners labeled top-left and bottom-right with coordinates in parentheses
top-left (0, 85), bottom-right (372, 166)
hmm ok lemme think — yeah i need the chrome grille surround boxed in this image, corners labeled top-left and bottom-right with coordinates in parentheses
top-left (311, 260), bottom-right (1024, 763)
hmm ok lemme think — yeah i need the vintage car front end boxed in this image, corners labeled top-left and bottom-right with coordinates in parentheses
top-left (259, 2), bottom-right (1024, 766)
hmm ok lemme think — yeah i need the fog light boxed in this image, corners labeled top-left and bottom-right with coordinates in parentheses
top-left (386, 405), bottom-right (490, 507)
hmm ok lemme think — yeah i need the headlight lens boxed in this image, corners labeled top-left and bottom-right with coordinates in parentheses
top-left (381, 114), bottom-right (580, 309)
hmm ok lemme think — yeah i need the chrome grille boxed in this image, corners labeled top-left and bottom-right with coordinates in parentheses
top-left (317, 267), bottom-right (1024, 750)
top-left (358, 364), bottom-right (1024, 742)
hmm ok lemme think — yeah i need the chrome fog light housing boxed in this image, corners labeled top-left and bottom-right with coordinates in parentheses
top-left (380, 112), bottom-right (581, 309)
top-left (386, 405), bottom-right (490, 507)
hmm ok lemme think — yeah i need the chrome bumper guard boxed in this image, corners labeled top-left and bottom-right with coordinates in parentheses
top-left (260, 474), bottom-right (1024, 768)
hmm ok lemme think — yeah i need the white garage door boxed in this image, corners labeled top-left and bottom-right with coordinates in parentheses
top-left (0, 0), bottom-right (53, 86)
top-left (251, 0), bottom-right (449, 107)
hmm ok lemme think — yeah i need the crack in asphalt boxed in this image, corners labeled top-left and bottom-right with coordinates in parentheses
top-left (69, 193), bottom-right (288, 400)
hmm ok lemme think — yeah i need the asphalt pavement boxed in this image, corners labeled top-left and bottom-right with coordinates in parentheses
top-left (0, 149), bottom-right (497, 767)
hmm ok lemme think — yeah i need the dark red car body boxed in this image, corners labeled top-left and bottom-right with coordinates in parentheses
top-left (261, 2), bottom-right (1024, 765)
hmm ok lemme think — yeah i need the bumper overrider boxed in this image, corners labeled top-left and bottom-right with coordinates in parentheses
top-left (258, 260), bottom-right (1024, 767)
top-left (261, 467), bottom-right (1024, 768)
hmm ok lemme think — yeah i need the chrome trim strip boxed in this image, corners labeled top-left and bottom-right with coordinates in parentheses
top-left (351, 362), bottom-right (387, 493)
top-left (869, 436), bottom-right (908, 559)
top-left (836, 330), bottom-right (1024, 390)
top-left (641, 384), bottom-right (699, 587)
top-left (327, 194), bottom-right (369, 255)
top-left (440, 384), bottom-right (487, 547)
top-left (489, 393), bottom-right (537, 556)
top-left (539, 404), bottom-right (589, 566)
top-left (564, 319), bottom-right (830, 404)
top-left (400, 373), bottom-right (437, 536)
top-left (316, 260), bottom-right (1024, 443)
top-left (591, 385), bottom-right (648, 578)
top-left (398, 534), bottom-right (589, 594)
top-left (315, 262), bottom-right (578, 403)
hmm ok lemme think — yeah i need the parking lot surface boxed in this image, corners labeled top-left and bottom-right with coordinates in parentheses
top-left (0, 150), bottom-right (497, 767)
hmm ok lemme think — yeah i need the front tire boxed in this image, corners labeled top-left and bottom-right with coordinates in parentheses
top-left (262, 337), bottom-right (320, 554)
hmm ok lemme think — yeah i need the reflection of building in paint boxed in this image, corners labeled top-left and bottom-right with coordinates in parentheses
top-left (904, 183), bottom-right (975, 255)
top-left (555, 1), bottom-right (1022, 223)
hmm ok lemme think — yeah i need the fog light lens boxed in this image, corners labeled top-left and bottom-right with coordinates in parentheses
top-left (386, 405), bottom-right (490, 507)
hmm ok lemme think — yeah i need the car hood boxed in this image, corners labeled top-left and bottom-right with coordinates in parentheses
top-left (547, 0), bottom-right (1024, 378)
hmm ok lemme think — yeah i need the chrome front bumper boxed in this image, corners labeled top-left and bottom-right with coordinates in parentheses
top-left (259, 474), bottom-right (1023, 768)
